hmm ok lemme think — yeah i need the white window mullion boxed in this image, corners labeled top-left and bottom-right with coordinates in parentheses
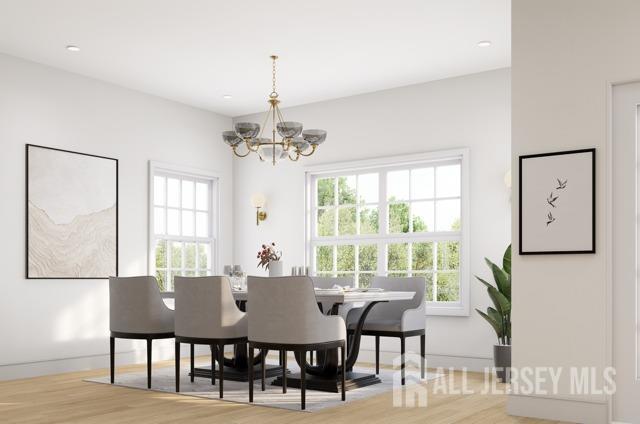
top-left (432, 241), bottom-right (438, 302)
top-left (167, 240), bottom-right (173, 291)
top-left (355, 244), bottom-right (360, 287)
top-left (407, 242), bottom-right (413, 277)
top-left (333, 177), bottom-right (339, 237)
top-left (378, 170), bottom-right (388, 277)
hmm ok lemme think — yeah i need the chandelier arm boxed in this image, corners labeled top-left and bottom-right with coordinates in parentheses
top-left (244, 139), bottom-right (260, 152)
top-left (288, 150), bottom-right (301, 161)
top-left (232, 145), bottom-right (252, 157)
top-left (298, 144), bottom-right (318, 157)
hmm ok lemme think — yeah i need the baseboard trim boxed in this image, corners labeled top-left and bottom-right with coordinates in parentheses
top-left (357, 349), bottom-right (493, 372)
top-left (0, 343), bottom-right (215, 381)
top-left (508, 393), bottom-right (609, 424)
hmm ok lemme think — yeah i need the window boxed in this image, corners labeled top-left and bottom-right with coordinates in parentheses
top-left (149, 162), bottom-right (219, 291)
top-left (306, 149), bottom-right (469, 315)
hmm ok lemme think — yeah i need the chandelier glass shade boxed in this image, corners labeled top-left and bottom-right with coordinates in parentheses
top-left (222, 55), bottom-right (327, 165)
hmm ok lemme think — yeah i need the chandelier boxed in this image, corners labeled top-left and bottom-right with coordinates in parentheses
top-left (222, 55), bottom-right (327, 165)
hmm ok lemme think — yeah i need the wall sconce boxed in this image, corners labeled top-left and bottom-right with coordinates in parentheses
top-left (251, 193), bottom-right (267, 226)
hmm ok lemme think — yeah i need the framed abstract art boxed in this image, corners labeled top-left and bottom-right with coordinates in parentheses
top-left (26, 144), bottom-right (118, 278)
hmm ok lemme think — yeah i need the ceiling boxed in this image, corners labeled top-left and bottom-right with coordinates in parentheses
top-left (0, 0), bottom-right (510, 117)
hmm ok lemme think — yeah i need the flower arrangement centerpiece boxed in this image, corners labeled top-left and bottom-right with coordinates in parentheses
top-left (257, 242), bottom-right (282, 275)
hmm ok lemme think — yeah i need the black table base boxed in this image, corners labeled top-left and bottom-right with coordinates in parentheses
top-left (271, 371), bottom-right (381, 393)
top-left (192, 364), bottom-right (284, 382)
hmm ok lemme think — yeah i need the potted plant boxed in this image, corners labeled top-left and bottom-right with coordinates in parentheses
top-left (257, 242), bottom-right (283, 277)
top-left (476, 244), bottom-right (511, 383)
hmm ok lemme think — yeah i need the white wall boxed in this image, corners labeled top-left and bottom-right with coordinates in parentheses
top-left (233, 68), bottom-right (511, 366)
top-left (510, 1), bottom-right (640, 422)
top-left (0, 54), bottom-right (233, 380)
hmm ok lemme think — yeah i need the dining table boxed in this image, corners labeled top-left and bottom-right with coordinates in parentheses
top-left (169, 288), bottom-right (416, 392)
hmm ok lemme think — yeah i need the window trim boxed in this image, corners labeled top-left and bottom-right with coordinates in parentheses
top-left (304, 148), bottom-right (470, 316)
top-left (148, 161), bottom-right (222, 289)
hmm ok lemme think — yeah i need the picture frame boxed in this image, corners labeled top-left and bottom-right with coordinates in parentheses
top-left (26, 144), bottom-right (119, 278)
top-left (519, 148), bottom-right (595, 255)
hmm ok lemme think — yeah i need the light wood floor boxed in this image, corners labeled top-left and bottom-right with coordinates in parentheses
top-left (0, 356), bottom-right (563, 424)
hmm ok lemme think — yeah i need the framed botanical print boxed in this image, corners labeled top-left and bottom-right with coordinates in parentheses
top-left (519, 148), bottom-right (595, 255)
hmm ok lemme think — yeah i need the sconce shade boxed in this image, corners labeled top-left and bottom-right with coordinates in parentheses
top-left (251, 193), bottom-right (266, 208)
top-left (504, 169), bottom-right (512, 189)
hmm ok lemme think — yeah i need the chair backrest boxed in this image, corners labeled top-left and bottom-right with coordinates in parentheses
top-left (174, 276), bottom-right (246, 340)
top-left (310, 276), bottom-right (354, 289)
top-left (248, 276), bottom-right (339, 345)
top-left (109, 276), bottom-right (173, 334)
top-left (367, 276), bottom-right (426, 320)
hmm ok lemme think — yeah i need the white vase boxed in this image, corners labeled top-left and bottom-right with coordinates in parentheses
top-left (268, 260), bottom-right (283, 277)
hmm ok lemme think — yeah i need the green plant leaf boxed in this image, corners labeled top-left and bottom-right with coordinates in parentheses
top-left (487, 307), bottom-right (506, 341)
top-left (487, 285), bottom-right (511, 315)
top-left (503, 245), bottom-right (511, 275)
top-left (486, 258), bottom-right (511, 300)
top-left (476, 308), bottom-right (504, 338)
top-left (475, 275), bottom-right (497, 290)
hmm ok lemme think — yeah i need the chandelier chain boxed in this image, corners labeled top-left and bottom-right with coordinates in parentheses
top-left (270, 55), bottom-right (278, 97)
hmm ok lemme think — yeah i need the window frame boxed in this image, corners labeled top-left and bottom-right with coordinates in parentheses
top-left (304, 149), bottom-right (470, 316)
top-left (148, 161), bottom-right (221, 291)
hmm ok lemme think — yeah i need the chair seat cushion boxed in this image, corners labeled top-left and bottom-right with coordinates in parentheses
top-left (347, 319), bottom-right (402, 332)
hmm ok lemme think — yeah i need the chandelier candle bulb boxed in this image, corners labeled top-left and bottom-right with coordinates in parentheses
top-left (221, 55), bottom-right (327, 165)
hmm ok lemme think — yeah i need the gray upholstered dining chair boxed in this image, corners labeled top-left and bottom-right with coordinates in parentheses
top-left (174, 276), bottom-right (247, 398)
top-left (346, 276), bottom-right (426, 385)
top-left (309, 276), bottom-right (355, 364)
top-left (109, 276), bottom-right (174, 389)
top-left (247, 276), bottom-right (346, 410)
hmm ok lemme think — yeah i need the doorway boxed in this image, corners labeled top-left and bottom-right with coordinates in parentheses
top-left (612, 81), bottom-right (640, 422)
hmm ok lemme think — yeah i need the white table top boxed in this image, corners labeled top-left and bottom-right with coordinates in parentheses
top-left (231, 289), bottom-right (415, 304)
top-left (162, 290), bottom-right (415, 310)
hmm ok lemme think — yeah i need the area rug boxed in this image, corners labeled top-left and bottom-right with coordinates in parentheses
top-left (85, 360), bottom-right (442, 412)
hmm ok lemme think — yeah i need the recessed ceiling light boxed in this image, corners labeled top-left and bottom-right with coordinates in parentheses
top-left (66, 45), bottom-right (80, 52)
top-left (477, 40), bottom-right (492, 47)
top-left (222, 94), bottom-right (233, 99)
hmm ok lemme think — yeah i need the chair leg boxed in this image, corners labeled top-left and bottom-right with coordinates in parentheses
top-left (218, 343), bottom-right (224, 398)
top-left (147, 338), bottom-right (152, 389)
top-left (420, 333), bottom-right (426, 379)
top-left (175, 342), bottom-right (180, 392)
top-left (110, 336), bottom-right (115, 384)
top-left (261, 349), bottom-right (266, 391)
top-left (341, 344), bottom-right (346, 401)
top-left (375, 335), bottom-right (380, 375)
top-left (400, 336), bottom-right (406, 386)
top-left (190, 343), bottom-right (195, 383)
top-left (248, 345), bottom-right (254, 403)
top-left (300, 350), bottom-right (306, 410)
top-left (309, 351), bottom-right (314, 365)
top-left (282, 350), bottom-right (287, 394)
top-left (210, 345), bottom-right (218, 386)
